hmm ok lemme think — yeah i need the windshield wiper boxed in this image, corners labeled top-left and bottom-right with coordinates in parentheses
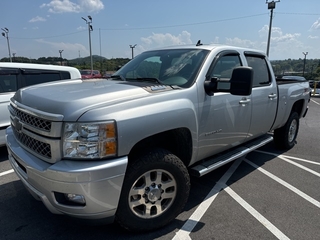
top-left (135, 77), bottom-right (163, 85)
top-left (111, 75), bottom-right (126, 81)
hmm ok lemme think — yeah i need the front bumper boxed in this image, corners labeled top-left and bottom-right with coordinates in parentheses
top-left (6, 126), bottom-right (127, 221)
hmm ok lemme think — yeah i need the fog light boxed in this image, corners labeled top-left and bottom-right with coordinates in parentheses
top-left (64, 193), bottom-right (86, 204)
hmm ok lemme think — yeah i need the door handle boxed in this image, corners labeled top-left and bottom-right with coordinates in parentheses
top-left (268, 93), bottom-right (277, 99)
top-left (239, 98), bottom-right (251, 105)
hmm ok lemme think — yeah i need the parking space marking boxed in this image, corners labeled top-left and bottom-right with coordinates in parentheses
top-left (255, 150), bottom-right (320, 166)
top-left (255, 150), bottom-right (320, 177)
top-left (223, 184), bottom-right (290, 240)
top-left (311, 99), bottom-right (320, 105)
top-left (0, 169), bottom-right (14, 177)
top-left (244, 159), bottom-right (320, 208)
top-left (172, 158), bottom-right (243, 240)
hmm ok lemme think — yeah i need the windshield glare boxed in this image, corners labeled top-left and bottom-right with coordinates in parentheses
top-left (114, 49), bottom-right (209, 88)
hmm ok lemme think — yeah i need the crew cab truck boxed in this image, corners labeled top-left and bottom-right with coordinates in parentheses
top-left (6, 44), bottom-right (310, 232)
top-left (0, 63), bottom-right (81, 146)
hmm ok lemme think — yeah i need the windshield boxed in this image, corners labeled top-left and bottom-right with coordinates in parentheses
top-left (113, 48), bottom-right (209, 88)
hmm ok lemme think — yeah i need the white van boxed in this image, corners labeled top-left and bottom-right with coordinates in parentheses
top-left (0, 63), bottom-right (81, 146)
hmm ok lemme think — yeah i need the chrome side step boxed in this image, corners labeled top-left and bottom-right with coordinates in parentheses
top-left (190, 134), bottom-right (273, 177)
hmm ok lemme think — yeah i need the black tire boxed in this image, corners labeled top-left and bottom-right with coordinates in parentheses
top-left (274, 112), bottom-right (299, 149)
top-left (115, 148), bottom-right (190, 232)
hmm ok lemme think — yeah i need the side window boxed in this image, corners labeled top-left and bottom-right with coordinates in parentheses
top-left (211, 55), bottom-right (241, 80)
top-left (60, 71), bottom-right (71, 80)
top-left (245, 56), bottom-right (270, 87)
top-left (210, 55), bottom-right (241, 91)
top-left (0, 75), bottom-right (18, 93)
top-left (23, 71), bottom-right (61, 87)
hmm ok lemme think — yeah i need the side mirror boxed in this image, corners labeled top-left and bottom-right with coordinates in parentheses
top-left (230, 67), bottom-right (253, 96)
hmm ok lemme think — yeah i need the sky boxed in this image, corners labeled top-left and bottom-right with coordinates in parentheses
top-left (0, 0), bottom-right (319, 61)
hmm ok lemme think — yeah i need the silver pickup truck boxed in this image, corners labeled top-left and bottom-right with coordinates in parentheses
top-left (5, 44), bottom-right (310, 232)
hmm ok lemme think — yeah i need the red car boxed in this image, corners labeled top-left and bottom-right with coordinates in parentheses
top-left (80, 70), bottom-right (102, 79)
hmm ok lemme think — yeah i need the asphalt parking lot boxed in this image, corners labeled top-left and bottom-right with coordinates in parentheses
top-left (1, 96), bottom-right (319, 240)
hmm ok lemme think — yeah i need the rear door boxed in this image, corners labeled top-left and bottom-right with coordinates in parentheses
top-left (245, 53), bottom-right (277, 138)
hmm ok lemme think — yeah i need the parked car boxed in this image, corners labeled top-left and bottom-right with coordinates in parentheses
top-left (80, 69), bottom-right (102, 79)
top-left (0, 62), bottom-right (81, 146)
top-left (6, 44), bottom-right (310, 231)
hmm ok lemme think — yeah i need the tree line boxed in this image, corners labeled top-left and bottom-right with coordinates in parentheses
top-left (1, 55), bottom-right (320, 80)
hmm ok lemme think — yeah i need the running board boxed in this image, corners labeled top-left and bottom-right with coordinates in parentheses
top-left (190, 134), bottom-right (273, 177)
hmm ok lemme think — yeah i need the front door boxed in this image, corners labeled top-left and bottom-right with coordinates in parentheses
top-left (197, 52), bottom-right (252, 160)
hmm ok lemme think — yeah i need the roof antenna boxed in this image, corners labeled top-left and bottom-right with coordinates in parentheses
top-left (196, 40), bottom-right (202, 46)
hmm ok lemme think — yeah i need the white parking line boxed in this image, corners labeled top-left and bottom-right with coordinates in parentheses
top-left (255, 150), bottom-right (320, 166)
top-left (224, 185), bottom-right (290, 240)
top-left (172, 158), bottom-right (243, 240)
top-left (311, 99), bottom-right (320, 105)
top-left (0, 169), bottom-right (14, 177)
top-left (244, 159), bottom-right (320, 208)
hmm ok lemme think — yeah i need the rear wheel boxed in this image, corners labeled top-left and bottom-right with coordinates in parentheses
top-left (274, 112), bottom-right (299, 149)
top-left (116, 148), bottom-right (190, 232)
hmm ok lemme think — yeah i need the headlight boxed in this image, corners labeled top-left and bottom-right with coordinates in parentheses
top-left (62, 121), bottom-right (117, 159)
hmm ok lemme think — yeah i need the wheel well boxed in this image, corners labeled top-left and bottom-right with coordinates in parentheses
top-left (291, 99), bottom-right (304, 117)
top-left (128, 128), bottom-right (192, 167)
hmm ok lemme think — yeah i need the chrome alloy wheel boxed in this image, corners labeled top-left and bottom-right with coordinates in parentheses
top-left (128, 169), bottom-right (177, 219)
top-left (288, 118), bottom-right (298, 143)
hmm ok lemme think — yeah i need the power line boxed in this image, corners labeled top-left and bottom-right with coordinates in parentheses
top-left (7, 12), bottom-right (320, 40)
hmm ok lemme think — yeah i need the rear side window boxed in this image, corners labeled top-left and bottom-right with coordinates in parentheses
top-left (0, 75), bottom-right (18, 93)
top-left (60, 71), bottom-right (71, 80)
top-left (245, 56), bottom-right (270, 87)
top-left (0, 68), bottom-right (19, 93)
top-left (22, 70), bottom-right (68, 87)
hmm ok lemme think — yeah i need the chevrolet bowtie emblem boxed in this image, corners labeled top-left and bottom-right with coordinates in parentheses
top-left (13, 117), bottom-right (23, 133)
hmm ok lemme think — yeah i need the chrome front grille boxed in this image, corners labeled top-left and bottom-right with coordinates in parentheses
top-left (13, 127), bottom-right (52, 158)
top-left (9, 101), bottom-right (64, 163)
top-left (10, 104), bottom-right (51, 132)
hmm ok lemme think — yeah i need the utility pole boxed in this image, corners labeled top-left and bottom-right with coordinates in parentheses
top-left (1, 27), bottom-right (12, 62)
top-left (82, 16), bottom-right (93, 71)
top-left (266, 1), bottom-right (280, 57)
top-left (130, 44), bottom-right (137, 59)
top-left (59, 50), bottom-right (64, 66)
top-left (302, 52), bottom-right (308, 77)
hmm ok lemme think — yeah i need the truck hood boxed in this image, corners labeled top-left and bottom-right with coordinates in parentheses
top-left (13, 79), bottom-right (169, 120)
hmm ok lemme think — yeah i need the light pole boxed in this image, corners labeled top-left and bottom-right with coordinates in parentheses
top-left (266, 1), bottom-right (280, 57)
top-left (82, 16), bottom-right (93, 71)
top-left (130, 44), bottom-right (137, 59)
top-left (59, 50), bottom-right (64, 65)
top-left (302, 52), bottom-right (308, 77)
top-left (1, 27), bottom-right (12, 62)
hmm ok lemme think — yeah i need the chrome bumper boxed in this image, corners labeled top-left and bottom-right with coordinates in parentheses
top-left (6, 126), bottom-right (127, 221)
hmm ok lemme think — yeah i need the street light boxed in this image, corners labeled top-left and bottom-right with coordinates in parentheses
top-left (82, 16), bottom-right (93, 72)
top-left (130, 44), bottom-right (137, 59)
top-left (265, 1), bottom-right (280, 57)
top-left (59, 50), bottom-right (64, 66)
top-left (1, 27), bottom-right (12, 62)
top-left (302, 52), bottom-right (308, 77)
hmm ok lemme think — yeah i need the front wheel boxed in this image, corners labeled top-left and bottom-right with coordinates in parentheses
top-left (274, 111), bottom-right (299, 149)
top-left (116, 148), bottom-right (190, 232)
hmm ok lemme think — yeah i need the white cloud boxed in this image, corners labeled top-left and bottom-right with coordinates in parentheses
top-left (225, 37), bottom-right (258, 49)
top-left (141, 31), bottom-right (192, 48)
top-left (308, 35), bottom-right (319, 39)
top-left (29, 16), bottom-right (46, 23)
top-left (41, 0), bottom-right (104, 13)
top-left (310, 18), bottom-right (320, 30)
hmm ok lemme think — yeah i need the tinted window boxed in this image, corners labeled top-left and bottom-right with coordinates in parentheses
top-left (211, 55), bottom-right (241, 80)
top-left (0, 75), bottom-right (18, 93)
top-left (24, 72), bottom-right (61, 87)
top-left (60, 71), bottom-right (71, 80)
top-left (245, 56), bottom-right (270, 87)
